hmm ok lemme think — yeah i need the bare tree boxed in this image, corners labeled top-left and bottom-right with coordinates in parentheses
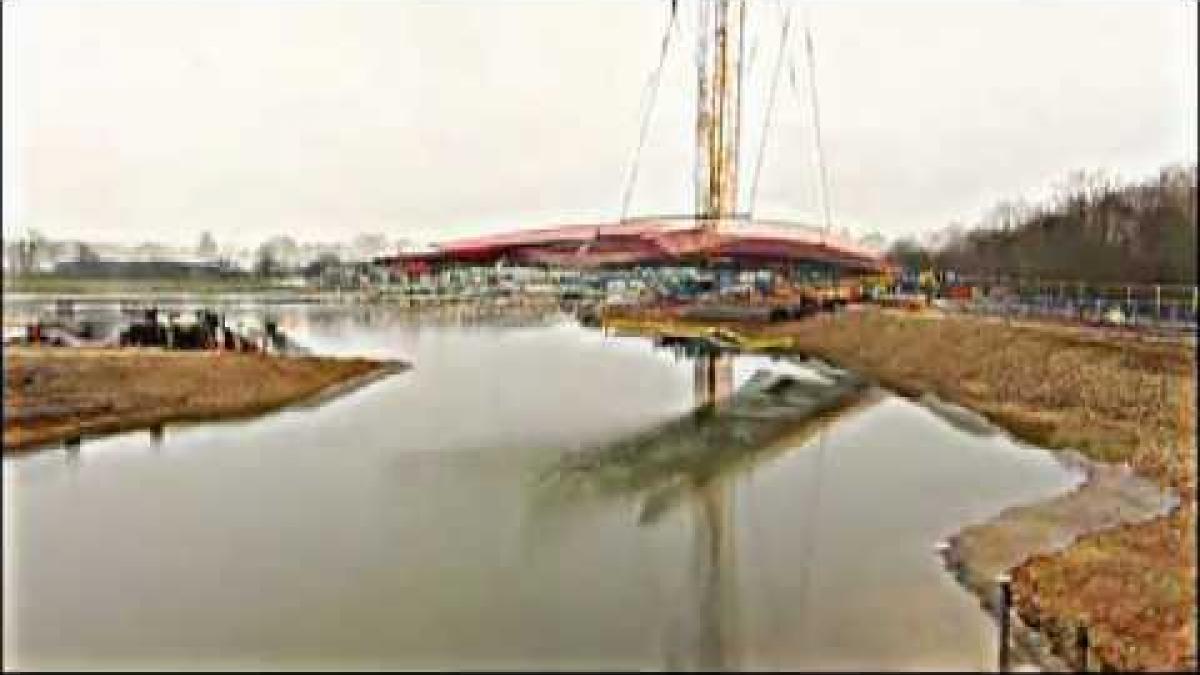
top-left (197, 231), bottom-right (218, 259)
top-left (932, 164), bottom-right (1197, 284)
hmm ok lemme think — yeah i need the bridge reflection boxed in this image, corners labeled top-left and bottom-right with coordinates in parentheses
top-left (537, 350), bottom-right (869, 669)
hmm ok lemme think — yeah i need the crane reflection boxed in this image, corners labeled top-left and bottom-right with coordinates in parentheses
top-left (537, 341), bottom-right (872, 670)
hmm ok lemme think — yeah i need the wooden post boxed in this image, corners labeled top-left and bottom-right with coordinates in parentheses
top-left (997, 573), bottom-right (1012, 672)
top-left (1126, 285), bottom-right (1134, 326)
top-left (1076, 623), bottom-right (1090, 671)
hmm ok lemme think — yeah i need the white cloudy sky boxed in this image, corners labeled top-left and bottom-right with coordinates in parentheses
top-left (3, 0), bottom-right (1196, 247)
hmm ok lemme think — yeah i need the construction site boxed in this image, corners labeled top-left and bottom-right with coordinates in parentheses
top-left (3, 1), bottom-right (1195, 672)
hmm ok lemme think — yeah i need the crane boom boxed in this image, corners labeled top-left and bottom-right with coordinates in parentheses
top-left (695, 0), bottom-right (745, 223)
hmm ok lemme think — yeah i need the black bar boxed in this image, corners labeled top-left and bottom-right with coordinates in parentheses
top-left (997, 574), bottom-right (1012, 672)
top-left (1076, 623), bottom-right (1089, 671)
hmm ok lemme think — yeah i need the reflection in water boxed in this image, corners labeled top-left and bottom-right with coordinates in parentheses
top-left (538, 358), bottom-right (869, 670)
top-left (672, 480), bottom-right (735, 670)
top-left (693, 353), bottom-right (734, 407)
top-left (301, 302), bottom-right (565, 332)
top-left (918, 395), bottom-right (1001, 438)
top-left (5, 308), bottom-right (1082, 670)
top-left (148, 424), bottom-right (165, 448)
top-left (4, 296), bottom-right (567, 353)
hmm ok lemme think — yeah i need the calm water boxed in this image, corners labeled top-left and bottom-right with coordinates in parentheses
top-left (3, 302), bottom-right (1079, 670)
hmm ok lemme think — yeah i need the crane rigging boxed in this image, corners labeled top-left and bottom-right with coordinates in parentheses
top-left (621, 0), bottom-right (835, 235)
top-left (380, 1), bottom-right (882, 277)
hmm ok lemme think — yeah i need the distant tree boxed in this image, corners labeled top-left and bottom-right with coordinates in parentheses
top-left (857, 231), bottom-right (887, 251)
top-left (75, 242), bottom-right (102, 263)
top-left (302, 252), bottom-right (342, 279)
top-left (135, 241), bottom-right (170, 259)
top-left (254, 245), bottom-right (281, 278)
top-left (982, 200), bottom-right (1030, 233)
top-left (928, 163), bottom-right (1197, 284)
top-left (24, 229), bottom-right (50, 272)
top-left (887, 237), bottom-right (933, 272)
top-left (3, 235), bottom-right (37, 275)
top-left (260, 235), bottom-right (300, 270)
top-left (197, 231), bottom-right (218, 259)
top-left (351, 233), bottom-right (390, 260)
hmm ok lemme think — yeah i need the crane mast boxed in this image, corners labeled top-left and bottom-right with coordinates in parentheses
top-left (695, 0), bottom-right (745, 223)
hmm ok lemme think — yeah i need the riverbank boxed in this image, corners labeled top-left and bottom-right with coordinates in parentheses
top-left (605, 306), bottom-right (1196, 671)
top-left (3, 347), bottom-right (406, 453)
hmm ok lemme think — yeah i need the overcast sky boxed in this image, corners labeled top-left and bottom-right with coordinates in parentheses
top-left (3, 0), bottom-right (1196, 247)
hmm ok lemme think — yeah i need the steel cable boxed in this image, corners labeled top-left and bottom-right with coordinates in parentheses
top-left (778, 3), bottom-right (834, 238)
top-left (802, 13), bottom-right (834, 237)
top-left (747, 1), bottom-right (793, 216)
top-left (619, 0), bottom-right (680, 223)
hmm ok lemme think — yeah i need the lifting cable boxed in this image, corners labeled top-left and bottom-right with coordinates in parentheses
top-left (744, 472), bottom-right (781, 670)
top-left (779, 3), bottom-right (834, 238)
top-left (803, 13), bottom-right (834, 237)
top-left (744, 414), bottom-right (831, 668)
top-left (619, 0), bottom-right (680, 223)
top-left (747, 0), bottom-right (794, 217)
top-left (793, 425), bottom-right (831, 650)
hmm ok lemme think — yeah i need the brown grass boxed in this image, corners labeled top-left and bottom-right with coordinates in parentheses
top-left (3, 346), bottom-right (402, 453)
top-left (758, 311), bottom-right (1195, 496)
top-left (614, 306), bottom-right (1197, 671)
top-left (776, 312), bottom-right (1197, 671)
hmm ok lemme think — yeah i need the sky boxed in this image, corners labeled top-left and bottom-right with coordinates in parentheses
top-left (3, 0), bottom-right (1196, 248)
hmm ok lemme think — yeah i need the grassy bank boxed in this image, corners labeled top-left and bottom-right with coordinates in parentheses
top-left (3, 347), bottom-right (404, 453)
top-left (610, 307), bottom-right (1196, 670)
top-left (774, 312), bottom-right (1196, 671)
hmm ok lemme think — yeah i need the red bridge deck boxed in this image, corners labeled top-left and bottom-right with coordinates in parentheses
top-left (377, 217), bottom-right (885, 273)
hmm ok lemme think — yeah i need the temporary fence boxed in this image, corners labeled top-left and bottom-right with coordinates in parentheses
top-left (937, 277), bottom-right (1198, 334)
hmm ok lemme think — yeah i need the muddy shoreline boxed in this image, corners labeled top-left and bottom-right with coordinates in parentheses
top-left (603, 307), bottom-right (1196, 671)
top-left (3, 347), bottom-right (407, 454)
top-left (941, 445), bottom-right (1180, 671)
top-left (4, 309), bottom-right (1193, 668)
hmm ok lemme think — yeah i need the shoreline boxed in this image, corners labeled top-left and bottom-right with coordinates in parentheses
top-left (602, 306), bottom-right (1196, 671)
top-left (4, 307), bottom-right (1193, 668)
top-left (941, 448), bottom-right (1180, 671)
top-left (3, 347), bottom-right (408, 455)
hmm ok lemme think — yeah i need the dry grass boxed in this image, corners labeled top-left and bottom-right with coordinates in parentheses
top-left (1013, 509), bottom-right (1196, 671)
top-left (620, 307), bottom-right (1196, 670)
top-left (3, 346), bottom-right (400, 453)
top-left (763, 311), bottom-right (1195, 499)
top-left (778, 311), bottom-right (1197, 671)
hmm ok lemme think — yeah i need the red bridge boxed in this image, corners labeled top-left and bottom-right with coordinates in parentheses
top-left (377, 216), bottom-right (884, 275)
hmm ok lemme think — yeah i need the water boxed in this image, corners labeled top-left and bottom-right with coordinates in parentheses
top-left (3, 302), bottom-right (1079, 670)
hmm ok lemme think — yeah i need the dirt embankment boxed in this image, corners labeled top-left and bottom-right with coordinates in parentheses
top-left (3, 347), bottom-right (405, 453)
top-left (788, 312), bottom-right (1197, 671)
top-left (774, 311), bottom-right (1196, 671)
top-left (614, 307), bottom-right (1196, 671)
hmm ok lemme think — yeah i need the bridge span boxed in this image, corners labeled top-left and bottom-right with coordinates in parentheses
top-left (376, 216), bottom-right (884, 275)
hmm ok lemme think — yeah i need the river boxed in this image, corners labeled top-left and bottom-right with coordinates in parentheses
top-left (3, 301), bottom-right (1079, 670)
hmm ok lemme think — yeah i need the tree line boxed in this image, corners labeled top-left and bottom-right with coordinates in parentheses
top-left (3, 230), bottom-right (408, 280)
top-left (888, 163), bottom-right (1197, 285)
